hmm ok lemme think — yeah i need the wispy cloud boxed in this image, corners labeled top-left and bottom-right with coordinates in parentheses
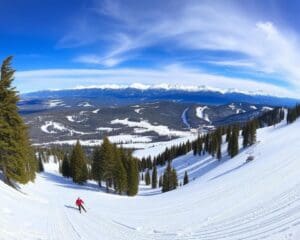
top-left (58, 0), bottom-right (300, 95)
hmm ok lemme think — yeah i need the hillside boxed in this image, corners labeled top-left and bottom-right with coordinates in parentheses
top-left (1, 117), bottom-right (300, 239)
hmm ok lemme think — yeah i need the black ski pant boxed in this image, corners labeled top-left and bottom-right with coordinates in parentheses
top-left (78, 205), bottom-right (86, 213)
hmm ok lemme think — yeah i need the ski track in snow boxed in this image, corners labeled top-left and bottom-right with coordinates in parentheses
top-left (181, 108), bottom-right (191, 129)
top-left (2, 117), bottom-right (300, 239)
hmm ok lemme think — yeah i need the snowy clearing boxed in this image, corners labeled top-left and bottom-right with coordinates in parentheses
top-left (196, 106), bottom-right (211, 122)
top-left (40, 121), bottom-right (94, 135)
top-left (111, 118), bottom-right (191, 137)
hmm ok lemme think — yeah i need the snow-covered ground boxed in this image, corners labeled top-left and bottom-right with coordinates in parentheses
top-left (2, 118), bottom-right (300, 239)
top-left (111, 118), bottom-right (192, 137)
top-left (181, 108), bottom-right (191, 128)
top-left (196, 106), bottom-right (211, 122)
top-left (41, 121), bottom-right (94, 135)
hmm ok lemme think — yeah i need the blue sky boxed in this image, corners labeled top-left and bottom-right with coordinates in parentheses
top-left (1, 0), bottom-right (300, 97)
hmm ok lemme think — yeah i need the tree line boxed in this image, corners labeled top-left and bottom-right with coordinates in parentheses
top-left (61, 137), bottom-right (139, 196)
top-left (137, 107), bottom-right (285, 193)
top-left (287, 105), bottom-right (300, 124)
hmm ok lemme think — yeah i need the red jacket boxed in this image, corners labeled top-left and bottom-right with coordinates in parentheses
top-left (76, 198), bottom-right (84, 206)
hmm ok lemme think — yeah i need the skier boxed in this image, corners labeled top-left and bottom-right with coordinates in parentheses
top-left (75, 197), bottom-right (87, 213)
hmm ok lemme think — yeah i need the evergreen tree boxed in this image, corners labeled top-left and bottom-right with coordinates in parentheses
top-left (151, 165), bottom-right (157, 188)
top-left (0, 56), bottom-right (36, 185)
top-left (113, 146), bottom-right (127, 194)
top-left (228, 126), bottom-right (239, 158)
top-left (61, 154), bottom-right (70, 177)
top-left (37, 153), bottom-right (44, 172)
top-left (158, 175), bottom-right (163, 187)
top-left (127, 158), bottom-right (139, 196)
top-left (145, 169), bottom-right (151, 185)
top-left (162, 162), bottom-right (178, 192)
top-left (101, 137), bottom-right (115, 191)
top-left (70, 140), bottom-right (88, 184)
top-left (183, 171), bottom-right (189, 185)
top-left (91, 145), bottom-right (104, 187)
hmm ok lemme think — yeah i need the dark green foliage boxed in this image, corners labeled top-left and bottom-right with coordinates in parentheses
top-left (162, 162), bottom-right (178, 193)
top-left (183, 171), bottom-right (189, 185)
top-left (242, 120), bottom-right (257, 148)
top-left (228, 125), bottom-right (239, 158)
top-left (258, 108), bottom-right (285, 127)
top-left (61, 154), bottom-right (71, 177)
top-left (91, 145), bottom-right (104, 186)
top-left (159, 175), bottom-right (163, 187)
top-left (113, 146), bottom-right (128, 194)
top-left (145, 169), bottom-right (151, 185)
top-left (0, 56), bottom-right (36, 185)
top-left (91, 137), bottom-right (139, 196)
top-left (151, 165), bottom-right (157, 188)
top-left (127, 158), bottom-right (139, 196)
top-left (37, 153), bottom-right (44, 172)
top-left (287, 105), bottom-right (300, 124)
top-left (70, 140), bottom-right (88, 184)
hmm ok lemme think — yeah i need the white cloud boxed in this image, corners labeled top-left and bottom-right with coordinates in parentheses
top-left (67, 0), bottom-right (300, 95)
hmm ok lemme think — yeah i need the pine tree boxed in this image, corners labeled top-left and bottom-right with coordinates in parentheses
top-left (183, 171), bottom-right (189, 185)
top-left (159, 175), bottom-right (163, 187)
top-left (70, 140), bottom-right (88, 184)
top-left (145, 169), bottom-right (151, 185)
top-left (127, 158), bottom-right (139, 196)
top-left (162, 162), bottom-right (178, 192)
top-left (228, 126), bottom-right (239, 158)
top-left (37, 153), bottom-right (44, 172)
top-left (61, 154), bottom-right (70, 177)
top-left (113, 146), bottom-right (127, 194)
top-left (151, 165), bottom-right (157, 188)
top-left (91, 145), bottom-right (104, 187)
top-left (0, 56), bottom-right (36, 185)
top-left (101, 137), bottom-right (115, 192)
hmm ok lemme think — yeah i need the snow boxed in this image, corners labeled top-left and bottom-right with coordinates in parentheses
top-left (196, 106), bottom-right (211, 122)
top-left (263, 106), bottom-right (274, 111)
top-left (2, 117), bottom-right (300, 239)
top-left (228, 103), bottom-right (236, 110)
top-left (47, 99), bottom-right (65, 108)
top-left (111, 118), bottom-right (192, 137)
top-left (92, 109), bottom-right (100, 114)
top-left (250, 105), bottom-right (258, 110)
top-left (134, 108), bottom-right (144, 114)
top-left (40, 121), bottom-right (94, 135)
top-left (181, 108), bottom-right (191, 128)
top-left (78, 102), bottom-right (93, 107)
top-left (34, 135), bottom-right (153, 147)
top-left (72, 83), bottom-right (273, 96)
top-left (96, 127), bottom-right (114, 132)
top-left (133, 135), bottom-right (198, 158)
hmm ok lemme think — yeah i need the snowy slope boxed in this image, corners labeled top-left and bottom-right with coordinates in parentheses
top-left (1, 118), bottom-right (300, 239)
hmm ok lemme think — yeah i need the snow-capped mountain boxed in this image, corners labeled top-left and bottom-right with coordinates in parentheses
top-left (22, 85), bottom-right (298, 107)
